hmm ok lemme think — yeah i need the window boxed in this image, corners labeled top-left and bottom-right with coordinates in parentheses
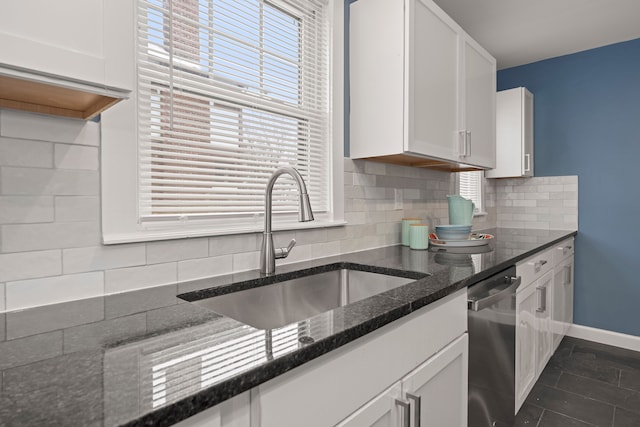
top-left (458, 171), bottom-right (483, 214)
top-left (101, 0), bottom-right (344, 243)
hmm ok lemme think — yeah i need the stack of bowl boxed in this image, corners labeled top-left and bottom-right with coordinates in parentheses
top-left (434, 224), bottom-right (472, 241)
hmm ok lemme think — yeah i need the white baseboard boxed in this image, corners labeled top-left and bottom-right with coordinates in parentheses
top-left (567, 324), bottom-right (640, 352)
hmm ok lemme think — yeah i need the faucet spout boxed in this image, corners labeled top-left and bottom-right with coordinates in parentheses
top-left (260, 167), bottom-right (314, 275)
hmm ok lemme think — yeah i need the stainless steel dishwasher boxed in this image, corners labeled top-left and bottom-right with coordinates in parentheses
top-left (467, 266), bottom-right (521, 427)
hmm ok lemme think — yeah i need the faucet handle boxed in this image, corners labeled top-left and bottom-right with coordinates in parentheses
top-left (275, 239), bottom-right (297, 259)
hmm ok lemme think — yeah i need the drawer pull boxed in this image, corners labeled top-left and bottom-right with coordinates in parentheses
top-left (407, 393), bottom-right (421, 427)
top-left (396, 398), bottom-right (410, 427)
top-left (534, 259), bottom-right (548, 272)
top-left (564, 265), bottom-right (572, 284)
top-left (536, 286), bottom-right (547, 313)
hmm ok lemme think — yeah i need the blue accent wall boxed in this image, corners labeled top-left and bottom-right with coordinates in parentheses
top-left (498, 38), bottom-right (640, 336)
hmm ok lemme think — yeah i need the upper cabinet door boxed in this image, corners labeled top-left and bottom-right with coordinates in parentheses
top-left (486, 87), bottom-right (534, 178)
top-left (460, 36), bottom-right (497, 168)
top-left (406, 0), bottom-right (460, 161)
top-left (349, 0), bottom-right (496, 170)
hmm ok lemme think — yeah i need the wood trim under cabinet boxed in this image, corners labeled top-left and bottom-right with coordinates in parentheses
top-left (359, 153), bottom-right (485, 172)
top-left (0, 74), bottom-right (124, 120)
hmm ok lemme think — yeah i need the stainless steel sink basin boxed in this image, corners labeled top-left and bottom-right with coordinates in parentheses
top-left (189, 268), bottom-right (416, 330)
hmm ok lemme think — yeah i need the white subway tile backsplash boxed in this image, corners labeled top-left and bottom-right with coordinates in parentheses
top-left (63, 244), bottom-right (146, 274)
top-left (0, 138), bottom-right (53, 168)
top-left (364, 187), bottom-right (386, 200)
top-left (0, 167), bottom-right (99, 196)
top-left (0, 110), bottom-right (578, 310)
top-left (232, 251), bottom-right (259, 273)
top-left (1, 221), bottom-right (100, 252)
top-left (6, 272), bottom-right (104, 311)
top-left (310, 241), bottom-right (341, 259)
top-left (495, 176), bottom-right (578, 230)
top-left (537, 184), bottom-right (564, 193)
top-left (0, 250), bottom-right (62, 282)
top-left (0, 196), bottom-right (54, 224)
top-left (364, 161), bottom-right (386, 175)
top-left (105, 263), bottom-right (177, 294)
top-left (0, 283), bottom-right (5, 311)
top-left (0, 110), bottom-right (99, 146)
top-left (54, 144), bottom-right (99, 170)
top-left (208, 234), bottom-right (259, 257)
top-left (54, 196), bottom-right (100, 222)
top-left (147, 238), bottom-right (208, 264)
top-left (177, 255), bottom-right (233, 282)
top-left (352, 173), bottom-right (375, 186)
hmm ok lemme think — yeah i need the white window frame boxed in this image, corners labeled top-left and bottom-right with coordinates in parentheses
top-left (101, 0), bottom-right (344, 244)
top-left (456, 170), bottom-right (486, 216)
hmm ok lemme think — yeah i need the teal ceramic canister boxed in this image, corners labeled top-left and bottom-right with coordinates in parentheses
top-left (409, 224), bottom-right (429, 250)
top-left (401, 218), bottom-right (422, 246)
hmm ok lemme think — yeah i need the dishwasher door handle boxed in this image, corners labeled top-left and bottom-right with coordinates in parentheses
top-left (468, 276), bottom-right (521, 311)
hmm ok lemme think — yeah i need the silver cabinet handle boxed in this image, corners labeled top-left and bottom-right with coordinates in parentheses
top-left (395, 399), bottom-right (410, 427)
top-left (524, 153), bottom-right (531, 172)
top-left (468, 276), bottom-right (521, 311)
top-left (534, 259), bottom-right (548, 272)
top-left (406, 393), bottom-right (421, 427)
top-left (458, 131), bottom-right (467, 156)
top-left (564, 265), bottom-right (572, 284)
top-left (466, 131), bottom-right (471, 156)
top-left (563, 245), bottom-right (573, 256)
top-left (536, 285), bottom-right (547, 313)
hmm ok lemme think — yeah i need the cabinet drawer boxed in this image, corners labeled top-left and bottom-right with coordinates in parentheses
top-left (552, 237), bottom-right (575, 265)
top-left (516, 247), bottom-right (554, 289)
top-left (253, 289), bottom-right (467, 427)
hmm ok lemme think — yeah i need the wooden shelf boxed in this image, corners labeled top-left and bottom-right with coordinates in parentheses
top-left (0, 71), bottom-right (128, 120)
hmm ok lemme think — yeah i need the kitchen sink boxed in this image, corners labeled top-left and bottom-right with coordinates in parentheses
top-left (185, 267), bottom-right (419, 330)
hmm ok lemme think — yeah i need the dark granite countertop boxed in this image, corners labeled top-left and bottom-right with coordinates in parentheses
top-left (0, 228), bottom-right (576, 426)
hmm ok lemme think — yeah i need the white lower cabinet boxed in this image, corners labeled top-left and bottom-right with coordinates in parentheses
top-left (253, 290), bottom-right (467, 427)
top-left (173, 392), bottom-right (251, 427)
top-left (336, 383), bottom-right (403, 427)
top-left (401, 334), bottom-right (468, 427)
top-left (337, 334), bottom-right (468, 427)
top-left (170, 290), bottom-right (467, 427)
top-left (552, 240), bottom-right (575, 350)
top-left (515, 282), bottom-right (538, 411)
top-left (534, 271), bottom-right (554, 379)
top-left (515, 237), bottom-right (575, 412)
top-left (515, 248), bottom-right (555, 412)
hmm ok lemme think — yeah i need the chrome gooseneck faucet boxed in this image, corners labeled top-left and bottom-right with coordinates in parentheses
top-left (260, 167), bottom-right (314, 275)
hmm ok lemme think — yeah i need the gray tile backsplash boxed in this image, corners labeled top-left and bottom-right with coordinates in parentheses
top-left (0, 109), bottom-right (579, 311)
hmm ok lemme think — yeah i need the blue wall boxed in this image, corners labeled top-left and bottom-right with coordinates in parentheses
top-left (498, 38), bottom-right (640, 336)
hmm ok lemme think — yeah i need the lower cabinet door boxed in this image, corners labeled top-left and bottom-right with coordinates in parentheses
top-left (401, 334), bottom-right (468, 427)
top-left (535, 271), bottom-right (554, 376)
top-left (552, 257), bottom-right (574, 350)
top-left (560, 257), bottom-right (574, 337)
top-left (335, 383), bottom-right (403, 427)
top-left (515, 283), bottom-right (538, 412)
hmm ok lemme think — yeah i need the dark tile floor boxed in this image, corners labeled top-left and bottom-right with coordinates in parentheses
top-left (515, 336), bottom-right (640, 427)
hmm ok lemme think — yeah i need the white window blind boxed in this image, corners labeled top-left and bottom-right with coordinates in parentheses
top-left (136, 0), bottom-right (331, 222)
top-left (458, 171), bottom-right (483, 213)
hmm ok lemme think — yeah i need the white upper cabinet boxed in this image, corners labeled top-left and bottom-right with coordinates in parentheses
top-left (349, 0), bottom-right (496, 170)
top-left (487, 87), bottom-right (534, 178)
top-left (0, 0), bottom-right (131, 119)
top-left (461, 36), bottom-right (497, 168)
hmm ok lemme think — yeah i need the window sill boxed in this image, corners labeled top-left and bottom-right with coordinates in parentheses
top-left (103, 219), bottom-right (348, 245)
top-left (473, 211), bottom-right (488, 217)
